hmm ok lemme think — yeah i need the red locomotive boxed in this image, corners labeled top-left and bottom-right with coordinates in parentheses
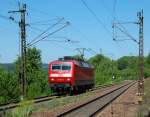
top-left (48, 56), bottom-right (94, 94)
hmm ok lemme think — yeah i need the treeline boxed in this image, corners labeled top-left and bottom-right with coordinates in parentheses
top-left (0, 47), bottom-right (150, 104)
top-left (0, 47), bottom-right (49, 104)
top-left (88, 54), bottom-right (150, 85)
top-left (0, 63), bottom-right (48, 71)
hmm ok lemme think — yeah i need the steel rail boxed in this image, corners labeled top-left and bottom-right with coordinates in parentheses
top-left (0, 94), bottom-right (59, 112)
top-left (56, 81), bottom-right (136, 117)
top-left (90, 81), bottom-right (136, 117)
top-left (0, 81), bottom-right (131, 114)
top-left (0, 83), bottom-right (115, 109)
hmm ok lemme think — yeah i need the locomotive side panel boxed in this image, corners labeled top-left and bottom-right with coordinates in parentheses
top-left (74, 64), bottom-right (94, 86)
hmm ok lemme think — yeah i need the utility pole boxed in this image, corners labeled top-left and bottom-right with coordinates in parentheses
top-left (137, 10), bottom-right (144, 98)
top-left (9, 3), bottom-right (27, 100)
top-left (112, 9), bottom-right (144, 101)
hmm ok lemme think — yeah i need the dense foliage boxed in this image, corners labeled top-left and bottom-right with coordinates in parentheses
top-left (0, 47), bottom-right (49, 104)
top-left (88, 53), bottom-right (150, 86)
top-left (0, 48), bottom-right (150, 105)
top-left (145, 53), bottom-right (150, 77)
top-left (88, 54), bottom-right (114, 85)
top-left (0, 68), bottom-right (20, 104)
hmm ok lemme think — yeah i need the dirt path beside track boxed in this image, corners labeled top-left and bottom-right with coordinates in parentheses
top-left (97, 83), bottom-right (139, 117)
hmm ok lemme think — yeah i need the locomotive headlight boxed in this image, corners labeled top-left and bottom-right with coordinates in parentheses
top-left (51, 78), bottom-right (54, 81)
top-left (67, 78), bottom-right (70, 81)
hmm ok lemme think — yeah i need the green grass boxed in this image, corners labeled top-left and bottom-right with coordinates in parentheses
top-left (33, 91), bottom-right (96, 112)
top-left (4, 100), bottom-right (34, 117)
top-left (4, 80), bottom-right (127, 116)
top-left (30, 81), bottom-right (126, 114)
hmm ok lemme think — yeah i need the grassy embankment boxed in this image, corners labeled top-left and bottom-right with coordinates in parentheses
top-left (4, 79), bottom-right (125, 117)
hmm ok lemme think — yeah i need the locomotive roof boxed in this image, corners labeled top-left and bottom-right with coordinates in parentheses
top-left (50, 60), bottom-right (93, 68)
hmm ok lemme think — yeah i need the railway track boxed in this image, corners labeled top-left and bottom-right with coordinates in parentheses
top-left (0, 81), bottom-right (134, 116)
top-left (56, 81), bottom-right (136, 117)
top-left (0, 94), bottom-right (59, 113)
top-left (0, 82), bottom-right (116, 113)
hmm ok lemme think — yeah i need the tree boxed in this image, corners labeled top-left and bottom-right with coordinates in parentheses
top-left (146, 53), bottom-right (150, 64)
top-left (15, 47), bottom-right (48, 99)
top-left (145, 53), bottom-right (150, 78)
top-left (117, 56), bottom-right (138, 79)
top-left (117, 56), bottom-right (129, 70)
top-left (0, 67), bottom-right (20, 104)
top-left (88, 54), bottom-right (115, 85)
top-left (88, 54), bottom-right (140, 85)
top-left (26, 47), bottom-right (42, 71)
top-left (88, 54), bottom-right (105, 69)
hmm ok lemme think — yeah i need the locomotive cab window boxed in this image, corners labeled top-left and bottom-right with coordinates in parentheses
top-left (52, 64), bottom-right (71, 70)
top-left (62, 64), bottom-right (71, 70)
top-left (52, 65), bottom-right (61, 70)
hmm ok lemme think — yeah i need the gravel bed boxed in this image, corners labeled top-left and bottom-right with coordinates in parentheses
top-left (29, 81), bottom-right (131, 117)
top-left (97, 82), bottom-right (139, 117)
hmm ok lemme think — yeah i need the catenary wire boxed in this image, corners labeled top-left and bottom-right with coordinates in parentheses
top-left (80, 0), bottom-right (112, 37)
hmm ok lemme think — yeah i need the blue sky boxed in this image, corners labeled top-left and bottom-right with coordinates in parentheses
top-left (0, 0), bottom-right (149, 63)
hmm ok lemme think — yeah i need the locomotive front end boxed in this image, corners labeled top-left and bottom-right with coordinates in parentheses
top-left (48, 61), bottom-right (74, 93)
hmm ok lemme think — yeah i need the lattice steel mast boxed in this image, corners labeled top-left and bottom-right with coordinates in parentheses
top-left (137, 10), bottom-right (144, 96)
top-left (9, 3), bottom-right (27, 99)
